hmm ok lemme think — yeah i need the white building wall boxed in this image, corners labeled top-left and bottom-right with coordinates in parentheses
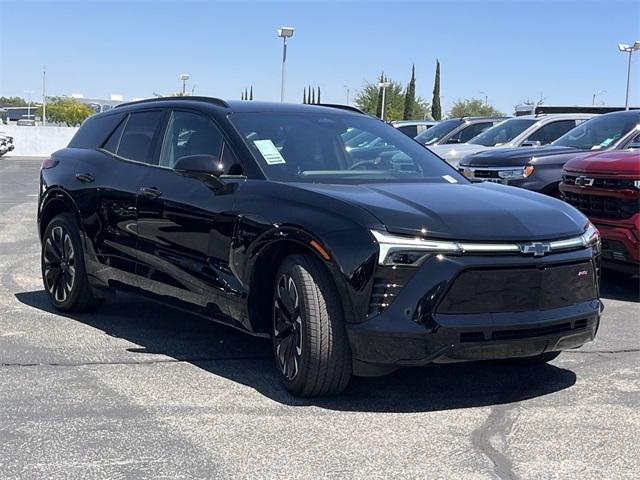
top-left (1, 126), bottom-right (79, 157)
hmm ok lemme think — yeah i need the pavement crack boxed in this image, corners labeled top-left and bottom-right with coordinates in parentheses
top-left (564, 348), bottom-right (640, 355)
top-left (0, 355), bottom-right (271, 368)
top-left (471, 403), bottom-right (520, 480)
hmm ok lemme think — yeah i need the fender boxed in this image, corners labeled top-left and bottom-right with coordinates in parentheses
top-left (230, 214), bottom-right (378, 325)
top-left (38, 185), bottom-right (111, 291)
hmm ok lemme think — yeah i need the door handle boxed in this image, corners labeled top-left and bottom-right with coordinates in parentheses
top-left (139, 186), bottom-right (162, 199)
top-left (75, 173), bottom-right (95, 183)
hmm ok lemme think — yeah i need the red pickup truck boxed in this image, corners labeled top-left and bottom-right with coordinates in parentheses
top-left (560, 150), bottom-right (640, 274)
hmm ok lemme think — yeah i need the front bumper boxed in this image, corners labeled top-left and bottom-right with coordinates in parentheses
top-left (593, 216), bottom-right (640, 273)
top-left (347, 248), bottom-right (601, 368)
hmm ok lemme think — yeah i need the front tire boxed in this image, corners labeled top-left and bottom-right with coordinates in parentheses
top-left (272, 254), bottom-right (352, 397)
top-left (41, 213), bottom-right (102, 312)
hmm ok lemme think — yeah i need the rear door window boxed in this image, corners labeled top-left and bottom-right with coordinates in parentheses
top-left (116, 110), bottom-right (164, 164)
top-left (448, 122), bottom-right (493, 144)
top-left (526, 120), bottom-right (577, 145)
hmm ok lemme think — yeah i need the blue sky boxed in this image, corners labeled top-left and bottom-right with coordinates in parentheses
top-left (1, 0), bottom-right (639, 114)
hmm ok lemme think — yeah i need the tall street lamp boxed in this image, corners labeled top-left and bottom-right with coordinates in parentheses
top-left (618, 41), bottom-right (640, 110)
top-left (179, 73), bottom-right (190, 95)
top-left (343, 85), bottom-right (350, 105)
top-left (277, 27), bottom-right (294, 102)
top-left (378, 81), bottom-right (391, 121)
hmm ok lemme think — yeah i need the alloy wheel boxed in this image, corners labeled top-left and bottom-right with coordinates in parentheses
top-left (43, 225), bottom-right (76, 303)
top-left (274, 274), bottom-right (303, 380)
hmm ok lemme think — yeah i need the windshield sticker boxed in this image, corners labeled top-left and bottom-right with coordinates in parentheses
top-left (254, 139), bottom-right (286, 165)
top-left (598, 137), bottom-right (614, 148)
top-left (442, 175), bottom-right (458, 183)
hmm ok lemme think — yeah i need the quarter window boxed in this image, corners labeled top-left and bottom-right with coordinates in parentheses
top-left (116, 110), bottom-right (164, 164)
top-left (159, 111), bottom-right (223, 169)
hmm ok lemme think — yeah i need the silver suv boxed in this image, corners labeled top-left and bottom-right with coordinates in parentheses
top-left (429, 113), bottom-right (594, 167)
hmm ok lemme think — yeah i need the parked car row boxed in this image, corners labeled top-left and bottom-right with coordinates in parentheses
top-left (445, 110), bottom-right (640, 274)
top-left (0, 131), bottom-right (15, 156)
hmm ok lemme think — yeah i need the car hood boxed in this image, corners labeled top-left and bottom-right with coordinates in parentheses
top-left (428, 143), bottom-right (491, 165)
top-left (564, 150), bottom-right (640, 176)
top-left (462, 145), bottom-right (579, 167)
top-left (296, 181), bottom-right (586, 241)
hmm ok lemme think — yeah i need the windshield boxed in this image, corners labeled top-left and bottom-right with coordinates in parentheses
top-left (414, 119), bottom-right (463, 145)
top-left (230, 112), bottom-right (466, 184)
top-left (553, 113), bottom-right (640, 150)
top-left (469, 118), bottom-right (536, 146)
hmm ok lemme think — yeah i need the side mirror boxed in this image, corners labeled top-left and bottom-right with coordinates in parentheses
top-left (522, 140), bottom-right (542, 147)
top-left (174, 154), bottom-right (224, 183)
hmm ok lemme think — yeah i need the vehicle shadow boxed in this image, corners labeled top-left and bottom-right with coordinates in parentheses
top-left (15, 289), bottom-right (577, 413)
top-left (600, 270), bottom-right (640, 303)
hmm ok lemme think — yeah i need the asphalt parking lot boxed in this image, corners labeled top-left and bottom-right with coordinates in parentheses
top-left (1, 156), bottom-right (638, 480)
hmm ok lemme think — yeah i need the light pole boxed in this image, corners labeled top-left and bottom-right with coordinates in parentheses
top-left (277, 27), bottom-right (294, 102)
top-left (179, 73), bottom-right (190, 96)
top-left (42, 68), bottom-right (47, 126)
top-left (378, 81), bottom-right (391, 120)
top-left (618, 41), bottom-right (640, 110)
top-left (343, 85), bottom-right (350, 105)
top-left (592, 90), bottom-right (606, 105)
top-left (479, 91), bottom-right (488, 106)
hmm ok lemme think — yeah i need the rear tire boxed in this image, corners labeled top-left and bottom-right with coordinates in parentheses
top-left (41, 213), bottom-right (103, 313)
top-left (272, 254), bottom-right (352, 397)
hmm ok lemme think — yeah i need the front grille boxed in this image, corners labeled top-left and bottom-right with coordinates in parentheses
top-left (437, 262), bottom-right (597, 315)
top-left (470, 169), bottom-right (500, 179)
top-left (460, 319), bottom-right (588, 343)
top-left (563, 174), bottom-right (636, 190)
top-left (562, 191), bottom-right (638, 220)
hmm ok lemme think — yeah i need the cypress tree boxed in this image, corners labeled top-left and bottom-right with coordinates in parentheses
top-left (303, 87), bottom-right (307, 104)
top-left (311, 87), bottom-right (316, 104)
top-left (317, 86), bottom-right (321, 104)
top-left (403, 64), bottom-right (416, 120)
top-left (431, 60), bottom-right (442, 120)
top-left (244, 88), bottom-right (248, 101)
top-left (249, 86), bottom-right (253, 101)
top-left (375, 71), bottom-right (384, 118)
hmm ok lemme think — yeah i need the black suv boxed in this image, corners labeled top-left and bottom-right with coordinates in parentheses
top-left (38, 97), bottom-right (601, 396)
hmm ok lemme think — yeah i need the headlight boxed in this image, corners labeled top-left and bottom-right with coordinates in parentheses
top-left (581, 223), bottom-right (600, 247)
top-left (498, 165), bottom-right (535, 179)
top-left (370, 230), bottom-right (460, 266)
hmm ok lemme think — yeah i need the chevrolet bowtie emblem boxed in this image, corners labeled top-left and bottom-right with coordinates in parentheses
top-left (575, 176), bottom-right (595, 187)
top-left (520, 242), bottom-right (552, 256)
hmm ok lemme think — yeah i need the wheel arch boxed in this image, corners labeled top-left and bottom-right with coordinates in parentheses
top-left (244, 232), bottom-right (356, 336)
top-left (39, 188), bottom-right (83, 241)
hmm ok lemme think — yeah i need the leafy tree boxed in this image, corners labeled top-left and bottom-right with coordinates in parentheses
top-left (448, 98), bottom-right (503, 118)
top-left (355, 76), bottom-right (429, 121)
top-left (0, 96), bottom-right (29, 107)
top-left (403, 65), bottom-right (416, 120)
top-left (431, 60), bottom-right (442, 120)
top-left (37, 98), bottom-right (94, 126)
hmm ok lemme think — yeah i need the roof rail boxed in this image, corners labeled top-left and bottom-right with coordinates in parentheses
top-left (315, 103), bottom-right (365, 115)
top-left (115, 96), bottom-right (229, 109)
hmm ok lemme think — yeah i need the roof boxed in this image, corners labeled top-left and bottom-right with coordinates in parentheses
top-left (391, 120), bottom-right (438, 126)
top-left (115, 96), bottom-right (365, 116)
